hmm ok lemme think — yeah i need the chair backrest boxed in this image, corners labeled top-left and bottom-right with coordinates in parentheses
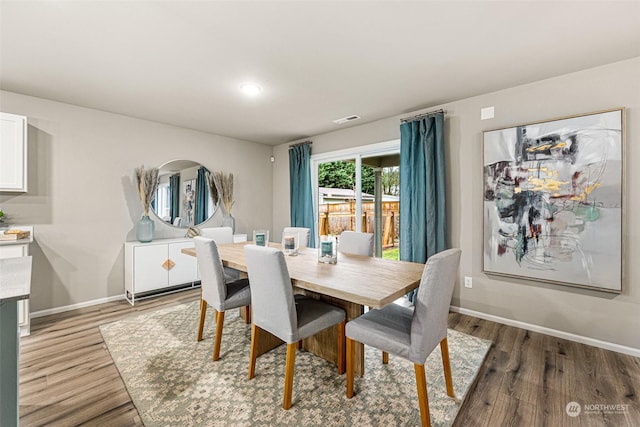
top-left (338, 231), bottom-right (374, 256)
top-left (409, 248), bottom-right (462, 364)
top-left (194, 236), bottom-right (227, 310)
top-left (199, 227), bottom-right (233, 244)
top-left (244, 245), bottom-right (297, 342)
top-left (282, 227), bottom-right (311, 248)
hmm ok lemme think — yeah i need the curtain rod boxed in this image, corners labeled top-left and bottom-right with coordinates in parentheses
top-left (289, 140), bottom-right (313, 149)
top-left (400, 109), bottom-right (445, 123)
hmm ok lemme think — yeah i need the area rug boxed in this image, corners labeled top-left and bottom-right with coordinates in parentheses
top-left (100, 301), bottom-right (491, 426)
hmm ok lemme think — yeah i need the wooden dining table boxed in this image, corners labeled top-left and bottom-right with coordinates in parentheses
top-left (182, 241), bottom-right (425, 375)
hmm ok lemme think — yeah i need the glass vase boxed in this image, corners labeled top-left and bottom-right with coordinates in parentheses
top-left (222, 213), bottom-right (235, 234)
top-left (282, 231), bottom-right (299, 256)
top-left (136, 215), bottom-right (155, 243)
top-left (253, 229), bottom-right (269, 247)
top-left (318, 235), bottom-right (337, 264)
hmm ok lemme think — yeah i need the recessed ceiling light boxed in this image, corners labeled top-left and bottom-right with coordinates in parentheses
top-left (240, 83), bottom-right (262, 96)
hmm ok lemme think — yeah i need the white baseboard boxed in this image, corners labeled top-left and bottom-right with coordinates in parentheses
top-left (450, 306), bottom-right (640, 358)
top-left (31, 295), bottom-right (125, 319)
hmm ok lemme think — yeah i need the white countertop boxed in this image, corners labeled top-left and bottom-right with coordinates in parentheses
top-left (0, 256), bottom-right (32, 303)
top-left (0, 225), bottom-right (34, 246)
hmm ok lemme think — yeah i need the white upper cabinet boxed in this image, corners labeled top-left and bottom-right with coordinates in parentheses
top-left (0, 112), bottom-right (28, 192)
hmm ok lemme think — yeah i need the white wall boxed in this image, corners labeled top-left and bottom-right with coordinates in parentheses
top-left (0, 90), bottom-right (273, 311)
top-left (273, 57), bottom-right (640, 350)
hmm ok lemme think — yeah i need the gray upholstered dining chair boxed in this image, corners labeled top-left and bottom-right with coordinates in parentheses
top-left (244, 245), bottom-right (346, 410)
top-left (199, 226), bottom-right (233, 243)
top-left (345, 248), bottom-right (462, 427)
top-left (194, 236), bottom-right (251, 361)
top-left (338, 231), bottom-right (374, 256)
top-left (199, 226), bottom-right (239, 281)
top-left (282, 226), bottom-right (311, 248)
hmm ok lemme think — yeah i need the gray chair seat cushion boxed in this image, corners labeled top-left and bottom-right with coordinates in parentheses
top-left (346, 303), bottom-right (413, 359)
top-left (295, 297), bottom-right (346, 342)
top-left (220, 278), bottom-right (251, 311)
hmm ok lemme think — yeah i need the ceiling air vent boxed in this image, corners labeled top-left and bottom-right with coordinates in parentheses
top-left (332, 115), bottom-right (361, 125)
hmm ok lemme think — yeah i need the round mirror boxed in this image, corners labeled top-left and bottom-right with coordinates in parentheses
top-left (152, 160), bottom-right (217, 228)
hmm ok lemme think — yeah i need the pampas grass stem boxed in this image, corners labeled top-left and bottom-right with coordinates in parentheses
top-left (212, 171), bottom-right (234, 214)
top-left (135, 165), bottom-right (159, 216)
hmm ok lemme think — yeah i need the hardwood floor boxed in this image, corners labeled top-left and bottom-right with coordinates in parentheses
top-left (449, 313), bottom-right (640, 427)
top-left (19, 290), bottom-right (639, 426)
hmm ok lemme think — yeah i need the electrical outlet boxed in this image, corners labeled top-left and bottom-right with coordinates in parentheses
top-left (464, 276), bottom-right (473, 288)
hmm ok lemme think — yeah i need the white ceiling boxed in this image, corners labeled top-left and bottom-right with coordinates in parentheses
top-left (1, 1), bottom-right (639, 145)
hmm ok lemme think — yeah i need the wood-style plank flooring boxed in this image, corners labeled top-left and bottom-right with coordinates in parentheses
top-left (18, 289), bottom-right (640, 426)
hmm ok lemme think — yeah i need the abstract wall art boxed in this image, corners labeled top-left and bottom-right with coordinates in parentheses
top-left (483, 109), bottom-right (624, 293)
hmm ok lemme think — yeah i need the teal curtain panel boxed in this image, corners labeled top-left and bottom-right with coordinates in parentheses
top-left (400, 113), bottom-right (447, 300)
top-left (195, 166), bottom-right (209, 224)
top-left (169, 173), bottom-right (180, 223)
top-left (289, 143), bottom-right (316, 247)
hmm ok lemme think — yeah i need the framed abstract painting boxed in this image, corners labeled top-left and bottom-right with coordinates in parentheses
top-left (483, 108), bottom-right (625, 293)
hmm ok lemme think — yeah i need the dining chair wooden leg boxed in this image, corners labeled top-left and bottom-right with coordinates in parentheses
top-left (197, 299), bottom-right (207, 342)
top-left (283, 343), bottom-right (297, 410)
top-left (346, 337), bottom-right (355, 398)
top-left (440, 337), bottom-right (455, 397)
top-left (337, 320), bottom-right (346, 374)
top-left (212, 310), bottom-right (225, 361)
top-left (248, 323), bottom-right (259, 380)
top-left (414, 364), bottom-right (431, 427)
top-left (244, 305), bottom-right (251, 324)
top-left (382, 351), bottom-right (389, 364)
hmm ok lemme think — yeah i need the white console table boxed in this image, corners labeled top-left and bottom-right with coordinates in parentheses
top-left (124, 238), bottom-right (200, 305)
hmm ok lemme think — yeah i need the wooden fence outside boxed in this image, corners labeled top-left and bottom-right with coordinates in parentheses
top-left (318, 201), bottom-right (399, 248)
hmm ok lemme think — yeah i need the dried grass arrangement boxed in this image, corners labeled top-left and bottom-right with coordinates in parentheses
top-left (211, 171), bottom-right (234, 214)
top-left (206, 172), bottom-right (220, 207)
top-left (135, 165), bottom-right (159, 216)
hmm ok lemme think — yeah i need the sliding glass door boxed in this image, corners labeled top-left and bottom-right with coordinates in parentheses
top-left (311, 140), bottom-right (400, 257)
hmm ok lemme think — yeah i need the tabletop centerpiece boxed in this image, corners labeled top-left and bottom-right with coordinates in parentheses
top-left (318, 235), bottom-right (337, 264)
top-left (282, 230), bottom-right (299, 256)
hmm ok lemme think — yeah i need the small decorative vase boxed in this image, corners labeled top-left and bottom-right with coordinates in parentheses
top-left (136, 215), bottom-right (155, 243)
top-left (222, 213), bottom-right (235, 234)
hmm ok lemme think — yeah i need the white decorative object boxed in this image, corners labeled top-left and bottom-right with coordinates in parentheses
top-left (0, 112), bottom-right (28, 192)
top-left (0, 225), bottom-right (33, 336)
top-left (124, 238), bottom-right (199, 305)
top-left (233, 234), bottom-right (247, 243)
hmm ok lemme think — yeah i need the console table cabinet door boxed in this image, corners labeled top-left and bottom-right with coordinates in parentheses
top-left (133, 244), bottom-right (169, 293)
top-left (125, 239), bottom-right (200, 305)
top-left (0, 112), bottom-right (28, 192)
top-left (168, 241), bottom-right (198, 286)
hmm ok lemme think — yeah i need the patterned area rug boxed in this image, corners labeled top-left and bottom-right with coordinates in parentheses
top-left (100, 301), bottom-right (491, 426)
